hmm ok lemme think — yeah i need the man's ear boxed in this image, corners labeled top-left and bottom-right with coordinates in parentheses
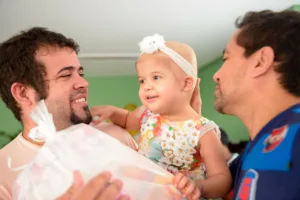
top-left (183, 76), bottom-right (195, 92)
top-left (252, 46), bottom-right (275, 78)
top-left (11, 83), bottom-right (37, 106)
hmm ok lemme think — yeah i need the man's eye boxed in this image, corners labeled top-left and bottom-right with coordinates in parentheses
top-left (60, 74), bottom-right (71, 78)
top-left (80, 73), bottom-right (85, 77)
top-left (223, 58), bottom-right (228, 62)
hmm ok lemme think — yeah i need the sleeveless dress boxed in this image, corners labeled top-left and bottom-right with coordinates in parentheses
top-left (138, 110), bottom-right (220, 181)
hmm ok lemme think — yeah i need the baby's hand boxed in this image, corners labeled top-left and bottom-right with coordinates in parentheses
top-left (173, 173), bottom-right (201, 200)
top-left (90, 105), bottom-right (116, 125)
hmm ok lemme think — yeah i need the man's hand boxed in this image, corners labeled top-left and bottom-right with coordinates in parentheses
top-left (190, 78), bottom-right (202, 115)
top-left (57, 171), bottom-right (130, 200)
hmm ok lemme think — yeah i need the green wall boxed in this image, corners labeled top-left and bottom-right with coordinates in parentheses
top-left (0, 59), bottom-right (248, 143)
top-left (87, 76), bottom-right (141, 108)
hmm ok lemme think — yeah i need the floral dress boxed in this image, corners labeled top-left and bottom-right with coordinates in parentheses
top-left (138, 110), bottom-right (220, 181)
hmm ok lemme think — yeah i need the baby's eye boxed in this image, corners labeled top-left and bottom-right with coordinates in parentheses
top-left (139, 79), bottom-right (145, 84)
top-left (153, 75), bottom-right (160, 80)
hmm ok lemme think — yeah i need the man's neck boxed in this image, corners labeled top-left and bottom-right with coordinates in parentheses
top-left (235, 92), bottom-right (300, 140)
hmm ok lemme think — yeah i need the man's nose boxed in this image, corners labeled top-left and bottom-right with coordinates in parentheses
top-left (213, 70), bottom-right (220, 83)
top-left (74, 74), bottom-right (88, 89)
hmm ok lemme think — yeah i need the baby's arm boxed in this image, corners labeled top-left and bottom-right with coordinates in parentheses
top-left (197, 130), bottom-right (232, 198)
top-left (112, 106), bottom-right (145, 130)
top-left (90, 105), bottom-right (145, 130)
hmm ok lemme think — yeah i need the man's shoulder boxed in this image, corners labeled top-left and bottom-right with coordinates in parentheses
top-left (244, 117), bottom-right (300, 172)
top-left (0, 134), bottom-right (23, 154)
top-left (262, 106), bottom-right (300, 152)
top-left (0, 133), bottom-right (39, 199)
top-left (279, 102), bottom-right (300, 124)
top-left (286, 106), bottom-right (300, 152)
top-left (0, 137), bottom-right (20, 200)
top-left (95, 122), bottom-right (127, 134)
top-left (0, 135), bottom-right (19, 157)
top-left (291, 122), bottom-right (300, 162)
top-left (0, 133), bottom-right (39, 169)
top-left (0, 134), bottom-right (23, 169)
top-left (0, 185), bottom-right (12, 200)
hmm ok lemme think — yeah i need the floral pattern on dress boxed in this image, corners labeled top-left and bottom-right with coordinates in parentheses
top-left (138, 110), bottom-right (218, 180)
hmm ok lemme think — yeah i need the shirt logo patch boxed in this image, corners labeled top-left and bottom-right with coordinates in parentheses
top-left (263, 125), bottom-right (288, 153)
top-left (236, 169), bottom-right (259, 200)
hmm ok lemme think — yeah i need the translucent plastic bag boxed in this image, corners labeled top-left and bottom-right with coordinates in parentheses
top-left (12, 101), bottom-right (184, 200)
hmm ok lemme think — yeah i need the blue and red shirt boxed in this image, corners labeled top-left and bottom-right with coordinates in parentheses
top-left (230, 103), bottom-right (300, 200)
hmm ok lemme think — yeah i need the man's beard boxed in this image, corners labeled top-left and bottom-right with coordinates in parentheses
top-left (70, 106), bottom-right (92, 125)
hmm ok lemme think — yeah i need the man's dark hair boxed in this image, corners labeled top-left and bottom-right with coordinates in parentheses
top-left (0, 27), bottom-right (79, 121)
top-left (235, 10), bottom-right (300, 96)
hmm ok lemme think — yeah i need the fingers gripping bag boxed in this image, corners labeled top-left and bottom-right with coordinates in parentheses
top-left (12, 100), bottom-right (184, 200)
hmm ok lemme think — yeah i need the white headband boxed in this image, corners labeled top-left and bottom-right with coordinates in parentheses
top-left (138, 34), bottom-right (197, 86)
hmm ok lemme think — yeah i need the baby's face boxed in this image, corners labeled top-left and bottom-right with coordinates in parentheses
top-left (136, 54), bottom-right (186, 114)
